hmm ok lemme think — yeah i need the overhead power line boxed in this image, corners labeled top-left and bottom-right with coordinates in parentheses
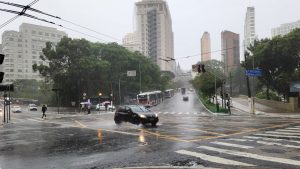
top-left (0, 0), bottom-right (39, 29)
top-left (178, 46), bottom-right (240, 60)
top-left (0, 0), bottom-right (121, 42)
top-left (0, 8), bottom-right (107, 42)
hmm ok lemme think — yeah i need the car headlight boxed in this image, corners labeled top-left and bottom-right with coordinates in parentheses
top-left (154, 113), bottom-right (158, 117)
top-left (139, 114), bottom-right (146, 118)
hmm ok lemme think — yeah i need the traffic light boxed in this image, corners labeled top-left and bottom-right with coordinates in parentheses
top-left (197, 64), bottom-right (206, 73)
top-left (0, 54), bottom-right (4, 83)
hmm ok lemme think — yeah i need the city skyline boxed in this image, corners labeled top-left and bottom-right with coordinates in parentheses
top-left (1, 0), bottom-right (300, 70)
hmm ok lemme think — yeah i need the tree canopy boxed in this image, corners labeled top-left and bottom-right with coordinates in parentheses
top-left (243, 28), bottom-right (300, 100)
top-left (33, 37), bottom-right (171, 106)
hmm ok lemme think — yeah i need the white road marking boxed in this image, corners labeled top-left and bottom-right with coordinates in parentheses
top-left (184, 112), bottom-right (190, 115)
top-left (276, 129), bottom-right (300, 133)
top-left (171, 112), bottom-right (175, 114)
top-left (178, 112), bottom-right (183, 115)
top-left (254, 133), bottom-right (300, 139)
top-left (175, 150), bottom-right (254, 167)
top-left (201, 112), bottom-right (207, 116)
top-left (198, 146), bottom-right (300, 166)
top-left (226, 138), bottom-right (252, 142)
top-left (114, 165), bottom-right (220, 169)
top-left (286, 127), bottom-right (300, 130)
top-left (265, 131), bottom-right (300, 136)
top-left (256, 141), bottom-right (300, 149)
top-left (163, 112), bottom-right (169, 114)
top-left (211, 141), bottom-right (254, 149)
top-left (193, 112), bottom-right (198, 115)
top-left (294, 126), bottom-right (300, 128)
top-left (244, 136), bottom-right (300, 144)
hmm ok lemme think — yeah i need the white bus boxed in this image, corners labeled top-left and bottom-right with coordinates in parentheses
top-left (137, 91), bottom-right (163, 107)
top-left (164, 89), bottom-right (174, 98)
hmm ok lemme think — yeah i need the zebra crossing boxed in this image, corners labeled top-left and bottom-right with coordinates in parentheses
top-left (157, 111), bottom-right (209, 116)
top-left (175, 125), bottom-right (300, 168)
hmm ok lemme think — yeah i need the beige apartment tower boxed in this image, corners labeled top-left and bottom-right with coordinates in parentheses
top-left (135, 0), bottom-right (175, 72)
top-left (1, 23), bottom-right (66, 82)
top-left (201, 32), bottom-right (211, 62)
top-left (221, 31), bottom-right (240, 76)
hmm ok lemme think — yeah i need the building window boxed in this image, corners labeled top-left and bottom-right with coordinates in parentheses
top-left (18, 44), bottom-right (22, 47)
top-left (45, 33), bottom-right (49, 36)
top-left (18, 55), bottom-right (22, 58)
top-left (32, 30), bottom-right (36, 34)
top-left (18, 69), bottom-right (22, 72)
top-left (32, 56), bottom-right (37, 59)
top-left (32, 51), bottom-right (37, 54)
top-left (9, 38), bottom-right (14, 41)
top-left (39, 32), bottom-right (43, 35)
top-left (10, 69), bottom-right (14, 72)
top-left (18, 39), bottom-right (22, 42)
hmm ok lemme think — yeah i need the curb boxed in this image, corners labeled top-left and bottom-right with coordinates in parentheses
top-left (196, 94), bottom-right (228, 116)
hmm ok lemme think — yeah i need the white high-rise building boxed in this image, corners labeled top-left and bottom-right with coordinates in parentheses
top-left (1, 23), bottom-right (66, 82)
top-left (135, 0), bottom-right (175, 72)
top-left (122, 32), bottom-right (141, 52)
top-left (244, 7), bottom-right (256, 49)
top-left (271, 20), bottom-right (300, 37)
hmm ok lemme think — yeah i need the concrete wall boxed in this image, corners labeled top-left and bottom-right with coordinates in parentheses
top-left (255, 97), bottom-right (299, 112)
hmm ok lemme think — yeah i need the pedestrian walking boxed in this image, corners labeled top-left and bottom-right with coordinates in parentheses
top-left (42, 105), bottom-right (47, 119)
top-left (87, 104), bottom-right (91, 114)
top-left (226, 100), bottom-right (231, 115)
top-left (105, 103), bottom-right (108, 111)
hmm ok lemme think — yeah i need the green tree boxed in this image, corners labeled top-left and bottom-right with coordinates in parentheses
top-left (33, 37), bottom-right (170, 106)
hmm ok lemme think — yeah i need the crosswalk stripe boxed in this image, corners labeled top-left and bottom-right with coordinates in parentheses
top-left (276, 129), bottom-right (300, 133)
top-left (265, 131), bottom-right (300, 136)
top-left (244, 136), bottom-right (300, 144)
top-left (171, 112), bottom-right (175, 114)
top-left (286, 127), bottom-right (300, 130)
top-left (198, 146), bottom-right (300, 166)
top-left (256, 141), bottom-right (300, 149)
top-left (185, 112), bottom-right (190, 115)
top-left (254, 133), bottom-right (300, 139)
top-left (193, 112), bottom-right (198, 115)
top-left (175, 150), bottom-right (255, 167)
top-left (211, 141), bottom-right (253, 149)
top-left (178, 112), bottom-right (182, 115)
top-left (201, 112), bottom-right (207, 116)
top-left (163, 112), bottom-right (168, 114)
top-left (226, 138), bottom-right (252, 142)
top-left (294, 126), bottom-right (300, 128)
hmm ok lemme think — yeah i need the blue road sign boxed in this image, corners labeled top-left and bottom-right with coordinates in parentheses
top-left (245, 69), bottom-right (262, 77)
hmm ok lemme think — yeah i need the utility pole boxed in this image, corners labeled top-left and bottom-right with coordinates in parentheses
top-left (139, 63), bottom-right (141, 93)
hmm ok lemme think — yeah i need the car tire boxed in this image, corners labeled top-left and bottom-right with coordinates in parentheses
top-left (151, 122), bottom-right (157, 127)
top-left (114, 116), bottom-right (121, 124)
top-left (133, 117), bottom-right (140, 125)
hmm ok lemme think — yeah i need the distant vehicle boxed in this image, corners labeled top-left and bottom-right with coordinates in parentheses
top-left (137, 91), bottom-right (163, 108)
top-left (183, 96), bottom-right (189, 101)
top-left (181, 88), bottom-right (186, 95)
top-left (12, 105), bottom-right (22, 113)
top-left (114, 105), bottom-right (159, 126)
top-left (96, 102), bottom-right (115, 111)
top-left (164, 89), bottom-right (175, 98)
top-left (28, 104), bottom-right (38, 111)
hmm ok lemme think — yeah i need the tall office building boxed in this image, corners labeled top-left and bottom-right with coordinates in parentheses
top-left (1, 23), bottom-right (66, 82)
top-left (201, 32), bottom-right (211, 62)
top-left (221, 31), bottom-right (240, 76)
top-left (122, 32), bottom-right (141, 52)
top-left (244, 7), bottom-right (256, 49)
top-left (271, 20), bottom-right (300, 37)
top-left (135, 0), bottom-right (175, 72)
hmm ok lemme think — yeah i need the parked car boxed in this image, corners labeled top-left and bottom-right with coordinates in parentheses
top-left (12, 105), bottom-right (22, 113)
top-left (183, 96), bottom-right (189, 101)
top-left (114, 105), bottom-right (159, 126)
top-left (96, 102), bottom-right (115, 111)
top-left (28, 104), bottom-right (38, 111)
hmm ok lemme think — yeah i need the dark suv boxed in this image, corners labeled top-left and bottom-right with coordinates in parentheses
top-left (114, 105), bottom-right (159, 126)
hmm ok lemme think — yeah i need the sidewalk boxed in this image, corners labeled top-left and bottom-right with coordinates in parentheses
top-left (231, 96), bottom-right (300, 117)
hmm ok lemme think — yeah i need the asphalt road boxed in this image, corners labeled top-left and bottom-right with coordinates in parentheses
top-left (1, 91), bottom-right (300, 169)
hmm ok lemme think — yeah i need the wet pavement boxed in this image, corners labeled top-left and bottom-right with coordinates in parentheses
top-left (0, 91), bottom-right (300, 169)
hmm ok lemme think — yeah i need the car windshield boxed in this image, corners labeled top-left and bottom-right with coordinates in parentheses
top-left (130, 106), bottom-right (150, 113)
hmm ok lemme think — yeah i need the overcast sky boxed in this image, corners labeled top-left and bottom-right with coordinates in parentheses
top-left (1, 0), bottom-right (300, 70)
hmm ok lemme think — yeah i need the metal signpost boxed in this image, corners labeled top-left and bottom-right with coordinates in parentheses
top-left (245, 69), bottom-right (262, 114)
